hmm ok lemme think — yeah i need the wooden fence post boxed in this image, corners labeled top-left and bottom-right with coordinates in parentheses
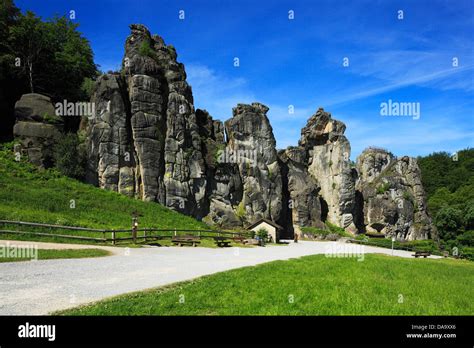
top-left (112, 231), bottom-right (116, 245)
top-left (144, 228), bottom-right (147, 242)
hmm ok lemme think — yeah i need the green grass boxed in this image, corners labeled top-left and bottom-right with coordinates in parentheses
top-left (0, 248), bottom-right (111, 263)
top-left (57, 254), bottom-right (474, 316)
top-left (301, 221), bottom-right (351, 239)
top-left (0, 143), bottom-right (213, 244)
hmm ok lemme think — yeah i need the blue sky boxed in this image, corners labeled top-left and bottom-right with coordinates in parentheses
top-left (17, 0), bottom-right (474, 159)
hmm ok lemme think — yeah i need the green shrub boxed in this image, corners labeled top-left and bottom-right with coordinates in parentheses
top-left (256, 228), bottom-right (269, 242)
top-left (376, 182), bottom-right (391, 194)
top-left (268, 167), bottom-right (273, 180)
top-left (43, 113), bottom-right (62, 125)
top-left (301, 226), bottom-right (329, 237)
top-left (81, 77), bottom-right (95, 99)
top-left (326, 221), bottom-right (350, 237)
top-left (53, 133), bottom-right (86, 179)
top-left (456, 230), bottom-right (474, 247)
top-left (405, 240), bottom-right (438, 253)
top-left (435, 206), bottom-right (464, 241)
top-left (213, 144), bottom-right (225, 165)
top-left (356, 234), bottom-right (369, 241)
top-left (403, 191), bottom-right (414, 203)
top-left (138, 39), bottom-right (156, 59)
top-left (301, 222), bottom-right (350, 239)
top-left (356, 237), bottom-right (442, 255)
top-left (460, 247), bottom-right (474, 261)
top-left (235, 201), bottom-right (246, 219)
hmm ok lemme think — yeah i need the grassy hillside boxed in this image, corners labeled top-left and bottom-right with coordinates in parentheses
top-left (58, 254), bottom-right (474, 315)
top-left (0, 143), bottom-right (209, 242)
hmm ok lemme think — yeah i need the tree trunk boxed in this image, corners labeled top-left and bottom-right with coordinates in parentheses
top-left (28, 60), bottom-right (34, 93)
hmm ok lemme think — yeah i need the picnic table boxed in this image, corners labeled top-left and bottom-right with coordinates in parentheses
top-left (171, 235), bottom-right (201, 247)
top-left (232, 235), bottom-right (246, 243)
top-left (214, 236), bottom-right (231, 248)
top-left (412, 251), bottom-right (431, 258)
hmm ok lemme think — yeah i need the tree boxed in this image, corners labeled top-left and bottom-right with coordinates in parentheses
top-left (1, 2), bottom-right (98, 138)
top-left (0, 0), bottom-right (20, 60)
top-left (435, 207), bottom-right (463, 241)
top-left (427, 187), bottom-right (452, 218)
top-left (43, 16), bottom-right (97, 101)
top-left (9, 10), bottom-right (49, 93)
top-left (464, 203), bottom-right (474, 231)
top-left (9, 12), bottom-right (97, 100)
top-left (0, 0), bottom-right (23, 141)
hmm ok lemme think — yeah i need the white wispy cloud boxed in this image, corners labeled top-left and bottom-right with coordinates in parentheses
top-left (186, 64), bottom-right (255, 120)
top-left (323, 54), bottom-right (474, 107)
top-left (340, 110), bottom-right (474, 159)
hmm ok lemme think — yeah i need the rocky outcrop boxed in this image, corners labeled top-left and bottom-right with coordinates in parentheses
top-left (223, 103), bottom-right (283, 225)
top-left (278, 146), bottom-right (323, 237)
top-left (124, 24), bottom-right (207, 217)
top-left (299, 108), bottom-right (357, 233)
top-left (84, 74), bottom-right (135, 195)
top-left (13, 93), bottom-right (63, 168)
top-left (197, 109), bottom-right (242, 227)
top-left (355, 148), bottom-right (436, 240)
top-left (14, 94), bottom-right (61, 123)
top-left (81, 24), bottom-right (436, 241)
top-left (85, 25), bottom-right (285, 227)
top-left (85, 24), bottom-right (208, 218)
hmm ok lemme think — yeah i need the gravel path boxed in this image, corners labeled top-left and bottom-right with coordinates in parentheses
top-left (0, 240), bottom-right (120, 253)
top-left (0, 240), bottom-right (441, 315)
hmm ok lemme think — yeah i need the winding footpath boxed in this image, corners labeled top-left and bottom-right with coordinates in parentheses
top-left (0, 239), bottom-right (441, 315)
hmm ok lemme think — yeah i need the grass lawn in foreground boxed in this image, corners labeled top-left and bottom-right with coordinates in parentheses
top-left (58, 254), bottom-right (474, 315)
top-left (0, 248), bottom-right (111, 263)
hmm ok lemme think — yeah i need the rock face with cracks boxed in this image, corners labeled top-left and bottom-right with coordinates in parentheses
top-left (51, 24), bottom-right (435, 241)
top-left (300, 108), bottom-right (358, 234)
top-left (13, 93), bottom-right (62, 168)
top-left (355, 148), bottom-right (436, 240)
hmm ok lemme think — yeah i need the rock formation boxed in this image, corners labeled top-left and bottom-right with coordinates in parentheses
top-left (85, 24), bottom-right (209, 219)
top-left (299, 108), bottom-right (358, 233)
top-left (355, 148), bottom-right (436, 240)
top-left (278, 146), bottom-right (323, 237)
top-left (223, 103), bottom-right (283, 225)
top-left (13, 93), bottom-right (63, 168)
top-left (12, 24), bottom-right (435, 241)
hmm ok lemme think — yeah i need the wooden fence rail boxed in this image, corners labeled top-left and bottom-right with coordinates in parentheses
top-left (0, 219), bottom-right (252, 245)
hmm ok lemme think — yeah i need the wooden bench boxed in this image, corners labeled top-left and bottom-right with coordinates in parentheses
top-left (413, 251), bottom-right (431, 258)
top-left (214, 236), bottom-right (231, 248)
top-left (172, 235), bottom-right (201, 247)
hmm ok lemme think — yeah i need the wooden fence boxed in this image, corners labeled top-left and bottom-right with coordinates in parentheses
top-left (0, 219), bottom-right (251, 245)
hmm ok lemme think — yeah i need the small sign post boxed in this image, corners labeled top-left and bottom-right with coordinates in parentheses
top-left (132, 213), bottom-right (139, 244)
